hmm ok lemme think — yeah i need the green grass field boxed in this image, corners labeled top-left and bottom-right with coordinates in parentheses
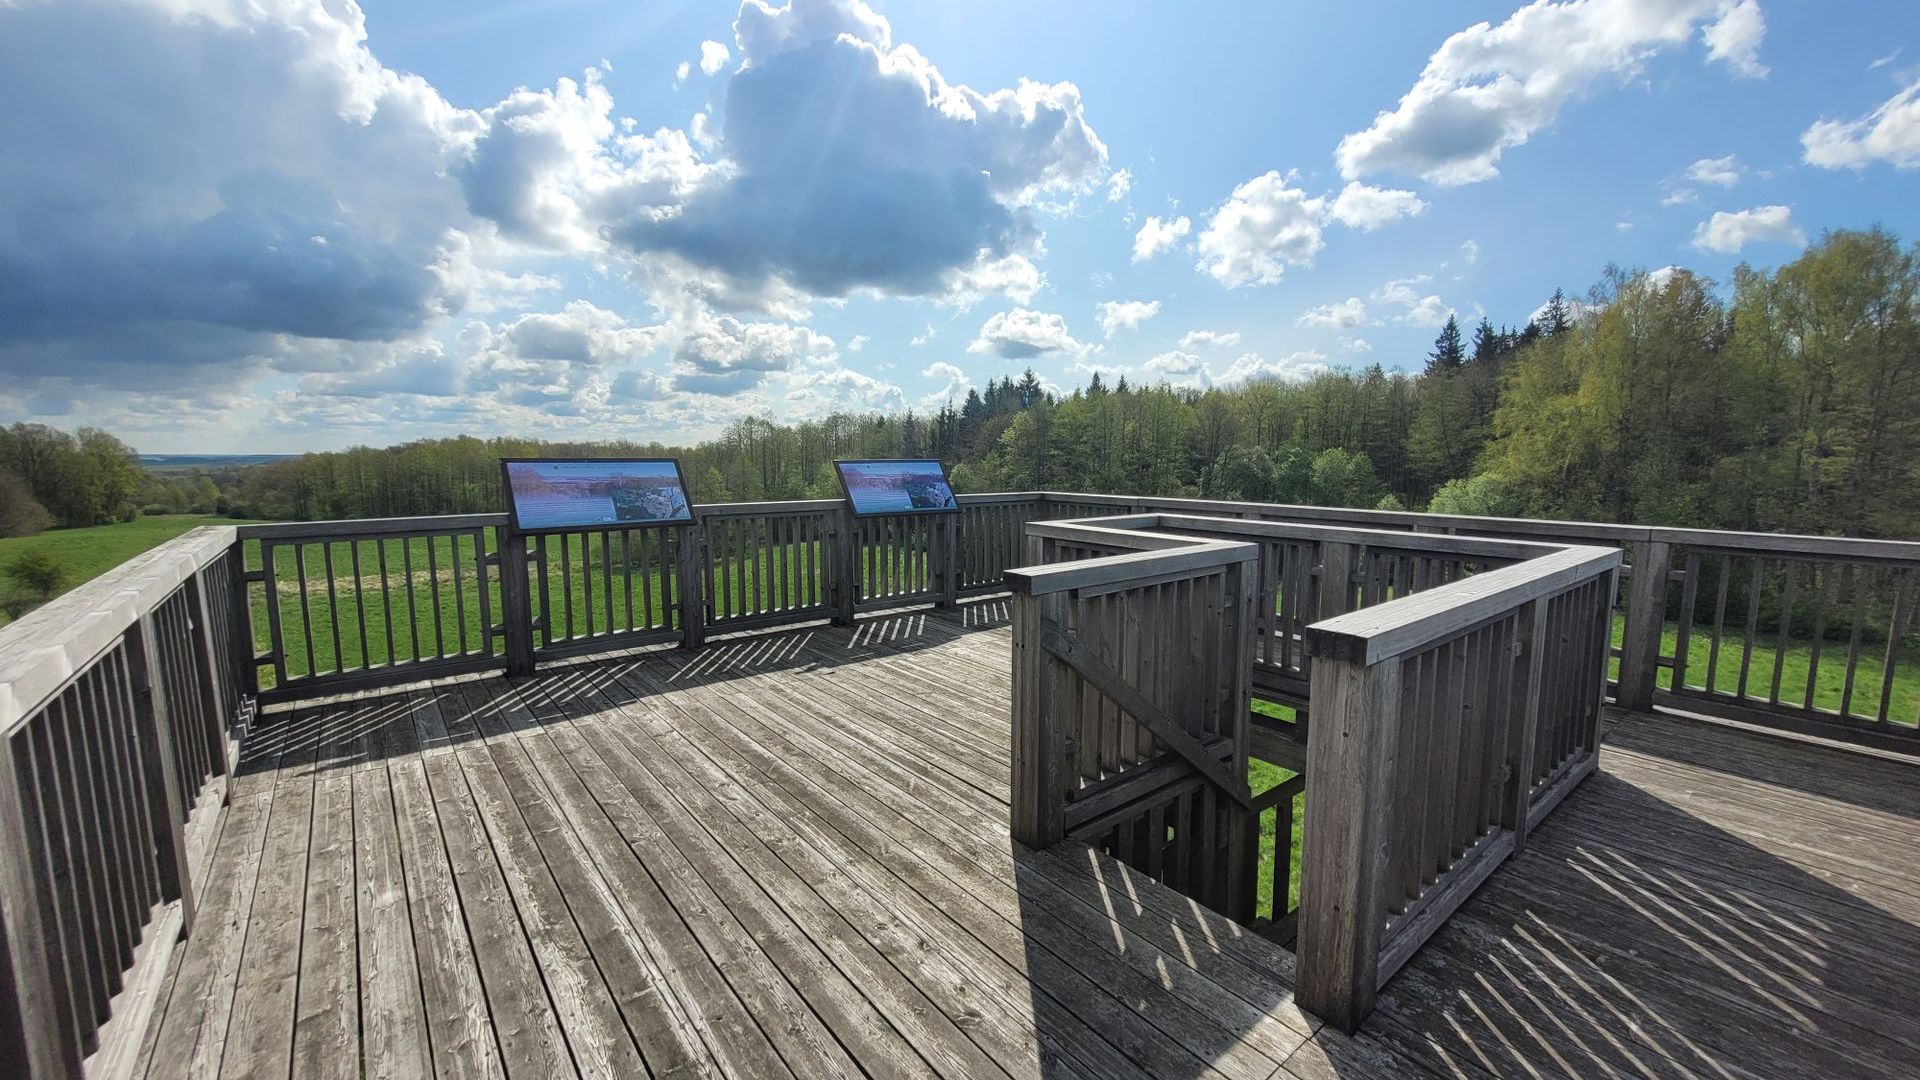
top-left (0, 515), bottom-right (259, 627)
top-left (1608, 618), bottom-right (1919, 723)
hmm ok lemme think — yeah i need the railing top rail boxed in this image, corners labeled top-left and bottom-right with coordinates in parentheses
top-left (1037, 491), bottom-right (1920, 562)
top-left (1305, 544), bottom-right (1621, 665)
top-left (238, 513), bottom-right (506, 539)
top-left (0, 524), bottom-right (236, 734)
top-left (1068, 512), bottom-right (1567, 562)
top-left (1008, 538), bottom-right (1257, 597)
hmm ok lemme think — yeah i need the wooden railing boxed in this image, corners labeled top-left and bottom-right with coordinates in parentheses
top-left (0, 527), bottom-right (250, 1078)
top-left (1038, 492), bottom-right (1920, 754)
top-left (1006, 513), bottom-right (1621, 1032)
top-left (1295, 543), bottom-right (1619, 1031)
top-left (1008, 525), bottom-right (1261, 920)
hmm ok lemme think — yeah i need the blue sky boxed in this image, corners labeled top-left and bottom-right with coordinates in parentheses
top-left (1, 0), bottom-right (1916, 452)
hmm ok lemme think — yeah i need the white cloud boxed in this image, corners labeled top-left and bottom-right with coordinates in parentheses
top-left (1218, 350), bottom-right (1329, 386)
top-left (1144, 350), bottom-right (1207, 387)
top-left (967, 307), bottom-right (1088, 359)
top-left (1343, 337), bottom-right (1373, 353)
top-left (1095, 299), bottom-right (1161, 338)
top-left (1327, 182), bottom-right (1428, 231)
top-left (664, 310), bottom-right (837, 394)
top-left (676, 61), bottom-right (692, 82)
top-left (1802, 81), bottom-right (1920, 171)
top-left (1336, 0), bottom-right (1769, 186)
top-left (910, 323), bottom-right (937, 346)
top-left (847, 334), bottom-right (869, 351)
top-left (1684, 154), bottom-right (1743, 186)
top-left (1702, 0), bottom-right (1767, 78)
top-left (1106, 167), bottom-right (1132, 202)
top-left (699, 39), bottom-right (731, 75)
top-left (1689, 205), bottom-right (1805, 253)
top-left (920, 360), bottom-right (973, 408)
top-left (1373, 275), bottom-right (1453, 326)
top-left (1459, 239), bottom-right (1480, 265)
top-left (1296, 297), bottom-right (1370, 330)
top-left (1179, 329), bottom-right (1242, 349)
top-left (1132, 214), bottom-right (1191, 262)
top-left (1869, 48), bottom-right (1903, 72)
top-left (1195, 171), bottom-right (1325, 287)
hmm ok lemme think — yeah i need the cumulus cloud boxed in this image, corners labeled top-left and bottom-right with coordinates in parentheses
top-left (920, 360), bottom-right (973, 407)
top-left (1096, 299), bottom-right (1161, 337)
top-left (1218, 350), bottom-right (1329, 385)
top-left (1690, 205), bottom-right (1805, 253)
top-left (968, 308), bottom-right (1087, 359)
top-left (609, 0), bottom-right (1107, 301)
top-left (1106, 168), bottom-right (1132, 202)
top-left (1702, 0), bottom-right (1767, 77)
top-left (1685, 155), bottom-right (1743, 187)
top-left (1132, 215), bottom-right (1191, 262)
top-left (700, 39), bottom-right (731, 75)
top-left (0, 0), bottom-right (480, 383)
top-left (1296, 298), bottom-right (1370, 329)
top-left (1178, 329), bottom-right (1242, 349)
top-left (1195, 172), bottom-right (1326, 287)
top-left (667, 312), bottom-right (836, 393)
top-left (1336, 0), bottom-right (1770, 186)
top-left (1327, 182), bottom-right (1428, 231)
top-left (1143, 349), bottom-right (1327, 389)
top-left (847, 334), bottom-right (869, 351)
top-left (1802, 81), bottom-right (1920, 171)
top-left (1374, 274), bottom-right (1454, 326)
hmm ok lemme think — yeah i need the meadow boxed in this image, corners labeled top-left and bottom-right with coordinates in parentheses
top-left (0, 515), bottom-right (259, 626)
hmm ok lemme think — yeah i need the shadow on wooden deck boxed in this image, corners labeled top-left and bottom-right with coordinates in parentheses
top-left (1337, 712), bottom-right (1920, 1080)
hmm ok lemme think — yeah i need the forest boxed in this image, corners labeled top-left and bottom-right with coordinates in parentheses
top-left (3, 227), bottom-right (1917, 543)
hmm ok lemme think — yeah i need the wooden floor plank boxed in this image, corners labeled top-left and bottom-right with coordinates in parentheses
top-left (129, 606), bottom-right (1920, 1080)
top-left (352, 767), bottom-right (432, 1080)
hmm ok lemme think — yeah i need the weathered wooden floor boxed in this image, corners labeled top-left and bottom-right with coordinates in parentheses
top-left (131, 602), bottom-right (1920, 1079)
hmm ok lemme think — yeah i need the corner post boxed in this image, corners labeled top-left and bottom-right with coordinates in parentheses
top-left (1009, 579), bottom-right (1067, 849)
top-left (500, 522), bottom-right (536, 677)
top-left (1618, 539), bottom-right (1671, 713)
top-left (676, 517), bottom-right (707, 650)
top-left (833, 503), bottom-right (858, 626)
top-left (1296, 649), bottom-right (1402, 1034)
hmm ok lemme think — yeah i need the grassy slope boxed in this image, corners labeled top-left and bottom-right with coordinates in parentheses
top-left (0, 515), bottom-right (259, 627)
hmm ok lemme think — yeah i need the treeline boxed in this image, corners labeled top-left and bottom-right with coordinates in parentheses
top-left (0, 425), bottom-right (147, 535)
top-left (8, 227), bottom-right (1916, 542)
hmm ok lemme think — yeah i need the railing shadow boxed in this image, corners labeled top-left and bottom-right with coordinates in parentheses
top-left (1342, 746), bottom-right (1920, 1080)
top-left (237, 598), bottom-right (1011, 779)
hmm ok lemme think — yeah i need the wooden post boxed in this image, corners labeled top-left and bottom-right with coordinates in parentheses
top-left (936, 515), bottom-right (960, 609)
top-left (127, 615), bottom-right (198, 938)
top-left (1223, 557), bottom-right (1260, 923)
top-left (1295, 652), bottom-right (1402, 1033)
top-left (499, 525), bottom-right (536, 677)
top-left (832, 505), bottom-right (858, 626)
top-left (227, 542), bottom-right (259, 704)
top-left (1618, 540), bottom-right (1671, 713)
top-left (675, 520), bottom-right (707, 650)
top-left (1009, 586), bottom-right (1067, 849)
top-left (1315, 540), bottom-right (1356, 621)
top-left (1502, 597), bottom-right (1549, 852)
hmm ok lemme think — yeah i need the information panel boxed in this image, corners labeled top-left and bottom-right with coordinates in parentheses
top-left (501, 458), bottom-right (693, 533)
top-left (835, 459), bottom-right (959, 517)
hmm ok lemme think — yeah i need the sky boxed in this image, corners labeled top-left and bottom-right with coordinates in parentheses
top-left (1, 0), bottom-right (1917, 454)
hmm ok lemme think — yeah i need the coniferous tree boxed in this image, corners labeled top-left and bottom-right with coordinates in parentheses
top-left (1470, 317), bottom-right (1500, 366)
top-left (1427, 315), bottom-right (1466, 374)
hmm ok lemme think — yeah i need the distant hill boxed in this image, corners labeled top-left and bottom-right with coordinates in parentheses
top-left (140, 453), bottom-right (292, 472)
